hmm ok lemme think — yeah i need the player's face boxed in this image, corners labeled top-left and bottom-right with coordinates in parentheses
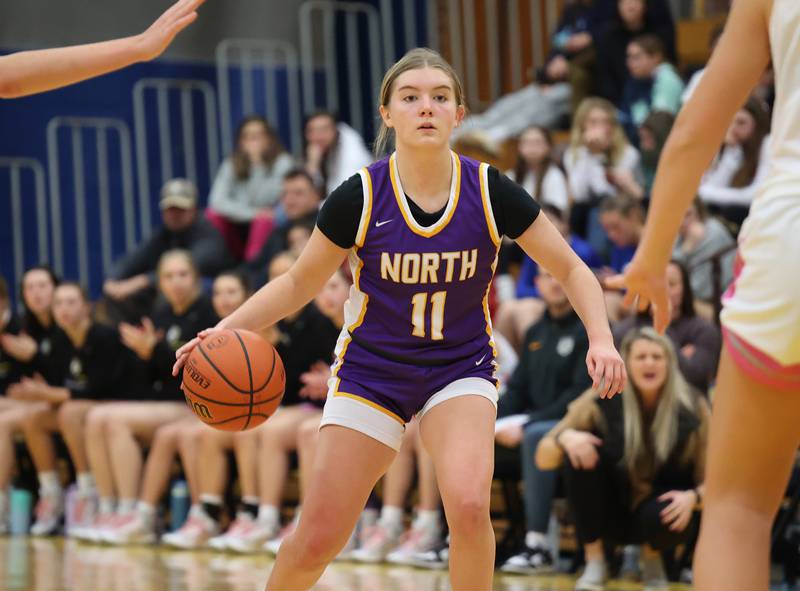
top-left (159, 257), bottom-right (197, 307)
top-left (627, 338), bottom-right (669, 396)
top-left (305, 115), bottom-right (338, 149)
top-left (281, 177), bottom-right (320, 220)
top-left (381, 67), bottom-right (465, 149)
top-left (726, 109), bottom-right (756, 145)
top-left (665, 263), bottom-right (685, 319)
top-left (22, 270), bottom-right (55, 316)
top-left (518, 128), bottom-right (550, 165)
top-left (315, 272), bottom-right (349, 320)
top-left (212, 276), bottom-right (247, 319)
top-left (52, 286), bottom-right (88, 330)
top-left (239, 121), bottom-right (270, 160)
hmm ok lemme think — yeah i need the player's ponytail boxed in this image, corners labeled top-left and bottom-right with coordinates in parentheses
top-left (374, 48), bottom-right (466, 156)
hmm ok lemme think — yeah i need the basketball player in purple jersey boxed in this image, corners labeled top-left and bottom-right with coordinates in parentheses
top-left (612, 0), bottom-right (800, 588)
top-left (175, 48), bottom-right (625, 590)
top-left (0, 0), bottom-right (202, 99)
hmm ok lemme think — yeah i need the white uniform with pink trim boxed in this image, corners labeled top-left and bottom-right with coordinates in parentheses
top-left (720, 0), bottom-right (800, 390)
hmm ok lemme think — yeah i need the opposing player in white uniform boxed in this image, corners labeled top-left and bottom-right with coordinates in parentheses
top-left (0, 0), bottom-right (202, 99)
top-left (616, 0), bottom-right (800, 588)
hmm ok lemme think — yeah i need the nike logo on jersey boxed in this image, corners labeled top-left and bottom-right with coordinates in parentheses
top-left (475, 354), bottom-right (486, 366)
top-left (375, 219), bottom-right (393, 227)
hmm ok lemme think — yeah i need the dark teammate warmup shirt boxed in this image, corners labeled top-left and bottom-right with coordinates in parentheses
top-left (316, 152), bottom-right (540, 421)
top-left (0, 314), bottom-right (24, 394)
top-left (47, 324), bottom-right (149, 401)
top-left (150, 295), bottom-right (219, 401)
top-left (23, 314), bottom-right (64, 384)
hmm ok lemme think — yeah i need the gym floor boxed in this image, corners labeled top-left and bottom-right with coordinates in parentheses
top-left (0, 537), bottom-right (693, 591)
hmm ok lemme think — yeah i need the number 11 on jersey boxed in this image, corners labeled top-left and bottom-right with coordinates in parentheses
top-left (411, 291), bottom-right (447, 340)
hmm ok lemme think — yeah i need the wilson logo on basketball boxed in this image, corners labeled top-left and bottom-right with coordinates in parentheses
top-left (184, 394), bottom-right (214, 420)
top-left (185, 361), bottom-right (210, 389)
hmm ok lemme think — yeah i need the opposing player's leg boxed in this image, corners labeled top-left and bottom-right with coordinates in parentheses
top-left (264, 424), bottom-right (396, 590)
top-left (420, 394), bottom-right (497, 591)
top-left (694, 349), bottom-right (800, 590)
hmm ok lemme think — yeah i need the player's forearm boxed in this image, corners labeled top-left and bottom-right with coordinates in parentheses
top-left (563, 264), bottom-right (613, 344)
top-left (0, 36), bottom-right (145, 98)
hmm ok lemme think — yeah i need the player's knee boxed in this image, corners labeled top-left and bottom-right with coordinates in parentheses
top-left (85, 408), bottom-right (107, 436)
top-left (446, 487), bottom-right (491, 535)
top-left (102, 413), bottom-right (130, 437)
top-left (21, 404), bottom-right (48, 431)
top-left (151, 424), bottom-right (179, 449)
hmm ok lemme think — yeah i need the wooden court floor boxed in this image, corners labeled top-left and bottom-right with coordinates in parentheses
top-left (0, 537), bottom-right (693, 591)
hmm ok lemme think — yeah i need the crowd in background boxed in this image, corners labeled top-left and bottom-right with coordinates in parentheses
top-left (0, 0), bottom-right (777, 588)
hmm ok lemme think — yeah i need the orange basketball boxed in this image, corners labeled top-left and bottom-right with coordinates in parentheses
top-left (181, 329), bottom-right (285, 431)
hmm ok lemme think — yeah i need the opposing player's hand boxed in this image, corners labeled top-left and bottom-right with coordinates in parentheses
top-left (136, 0), bottom-right (205, 62)
top-left (172, 326), bottom-right (222, 376)
top-left (605, 257), bottom-right (671, 334)
top-left (586, 339), bottom-right (625, 399)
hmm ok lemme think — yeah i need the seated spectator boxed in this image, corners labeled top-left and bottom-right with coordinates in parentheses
top-left (243, 169), bottom-right (323, 288)
top-left (303, 111), bottom-right (373, 194)
top-left (0, 277), bottom-right (24, 397)
top-left (100, 271), bottom-right (253, 546)
top-left (15, 282), bottom-right (148, 536)
top-left (595, 0), bottom-right (676, 106)
top-left (672, 198), bottom-right (736, 304)
top-left (613, 261), bottom-right (721, 394)
top-left (206, 115), bottom-right (295, 262)
top-left (496, 206), bottom-right (600, 352)
top-left (598, 192), bottom-right (643, 273)
top-left (495, 270), bottom-right (592, 575)
top-left (102, 179), bottom-right (234, 323)
top-left (564, 97), bottom-right (643, 256)
top-left (78, 250), bottom-right (218, 542)
top-left (509, 126), bottom-right (569, 211)
top-left (697, 96), bottom-right (771, 228)
top-left (619, 35), bottom-right (683, 144)
top-left (638, 110), bottom-right (675, 195)
top-left (538, 327), bottom-right (708, 591)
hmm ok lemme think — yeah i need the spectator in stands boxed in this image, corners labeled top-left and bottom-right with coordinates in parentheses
top-left (102, 179), bottom-right (234, 323)
top-left (244, 169), bottom-right (323, 288)
top-left (564, 97), bottom-right (643, 256)
top-left (78, 250), bottom-right (218, 542)
top-left (598, 192), bottom-right (643, 273)
top-left (638, 110), bottom-right (675, 195)
top-left (595, 0), bottom-right (676, 107)
top-left (613, 261), bottom-right (721, 394)
top-left (496, 206), bottom-right (601, 352)
top-left (496, 270), bottom-right (592, 575)
top-left (538, 327), bottom-right (708, 591)
top-left (509, 126), bottom-right (569, 211)
top-left (672, 198), bottom-right (736, 304)
top-left (681, 24), bottom-right (724, 104)
top-left (0, 277), bottom-right (23, 397)
top-left (619, 35), bottom-right (683, 144)
top-left (103, 271), bottom-right (254, 546)
top-left (303, 111), bottom-right (372, 194)
top-left (15, 282), bottom-right (148, 536)
top-left (697, 96), bottom-right (771, 228)
top-left (0, 267), bottom-right (61, 533)
top-left (206, 116), bottom-right (295, 262)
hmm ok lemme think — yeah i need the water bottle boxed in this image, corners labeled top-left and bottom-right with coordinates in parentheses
top-left (9, 488), bottom-right (32, 535)
top-left (169, 480), bottom-right (190, 531)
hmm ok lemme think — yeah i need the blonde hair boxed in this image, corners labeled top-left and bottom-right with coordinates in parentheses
top-left (374, 47), bottom-right (466, 156)
top-left (570, 97), bottom-right (631, 165)
top-left (619, 327), bottom-right (697, 477)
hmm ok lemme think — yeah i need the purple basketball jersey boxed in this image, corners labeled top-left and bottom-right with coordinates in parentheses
top-left (330, 152), bottom-right (501, 396)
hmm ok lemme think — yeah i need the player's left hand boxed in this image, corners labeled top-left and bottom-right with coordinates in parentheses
top-left (136, 0), bottom-right (205, 62)
top-left (586, 339), bottom-right (626, 399)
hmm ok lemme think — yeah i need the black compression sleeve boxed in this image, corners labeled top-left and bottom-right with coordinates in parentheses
top-left (487, 166), bottom-right (541, 239)
top-left (316, 174), bottom-right (363, 249)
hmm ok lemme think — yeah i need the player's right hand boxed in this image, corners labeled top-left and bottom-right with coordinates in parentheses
top-left (605, 257), bottom-right (671, 334)
top-left (172, 326), bottom-right (222, 376)
top-left (136, 0), bottom-right (205, 62)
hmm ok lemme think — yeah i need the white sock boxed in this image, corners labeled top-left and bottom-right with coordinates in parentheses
top-left (76, 473), bottom-right (95, 495)
top-left (379, 505), bottom-right (404, 530)
top-left (99, 498), bottom-right (115, 516)
top-left (117, 499), bottom-right (136, 515)
top-left (525, 530), bottom-right (548, 549)
top-left (257, 505), bottom-right (280, 527)
top-left (38, 471), bottom-right (61, 495)
top-left (199, 493), bottom-right (222, 506)
top-left (136, 501), bottom-right (155, 525)
top-left (413, 509), bottom-right (441, 532)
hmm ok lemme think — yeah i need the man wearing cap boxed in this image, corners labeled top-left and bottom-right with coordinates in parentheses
top-left (102, 178), bottom-right (234, 323)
